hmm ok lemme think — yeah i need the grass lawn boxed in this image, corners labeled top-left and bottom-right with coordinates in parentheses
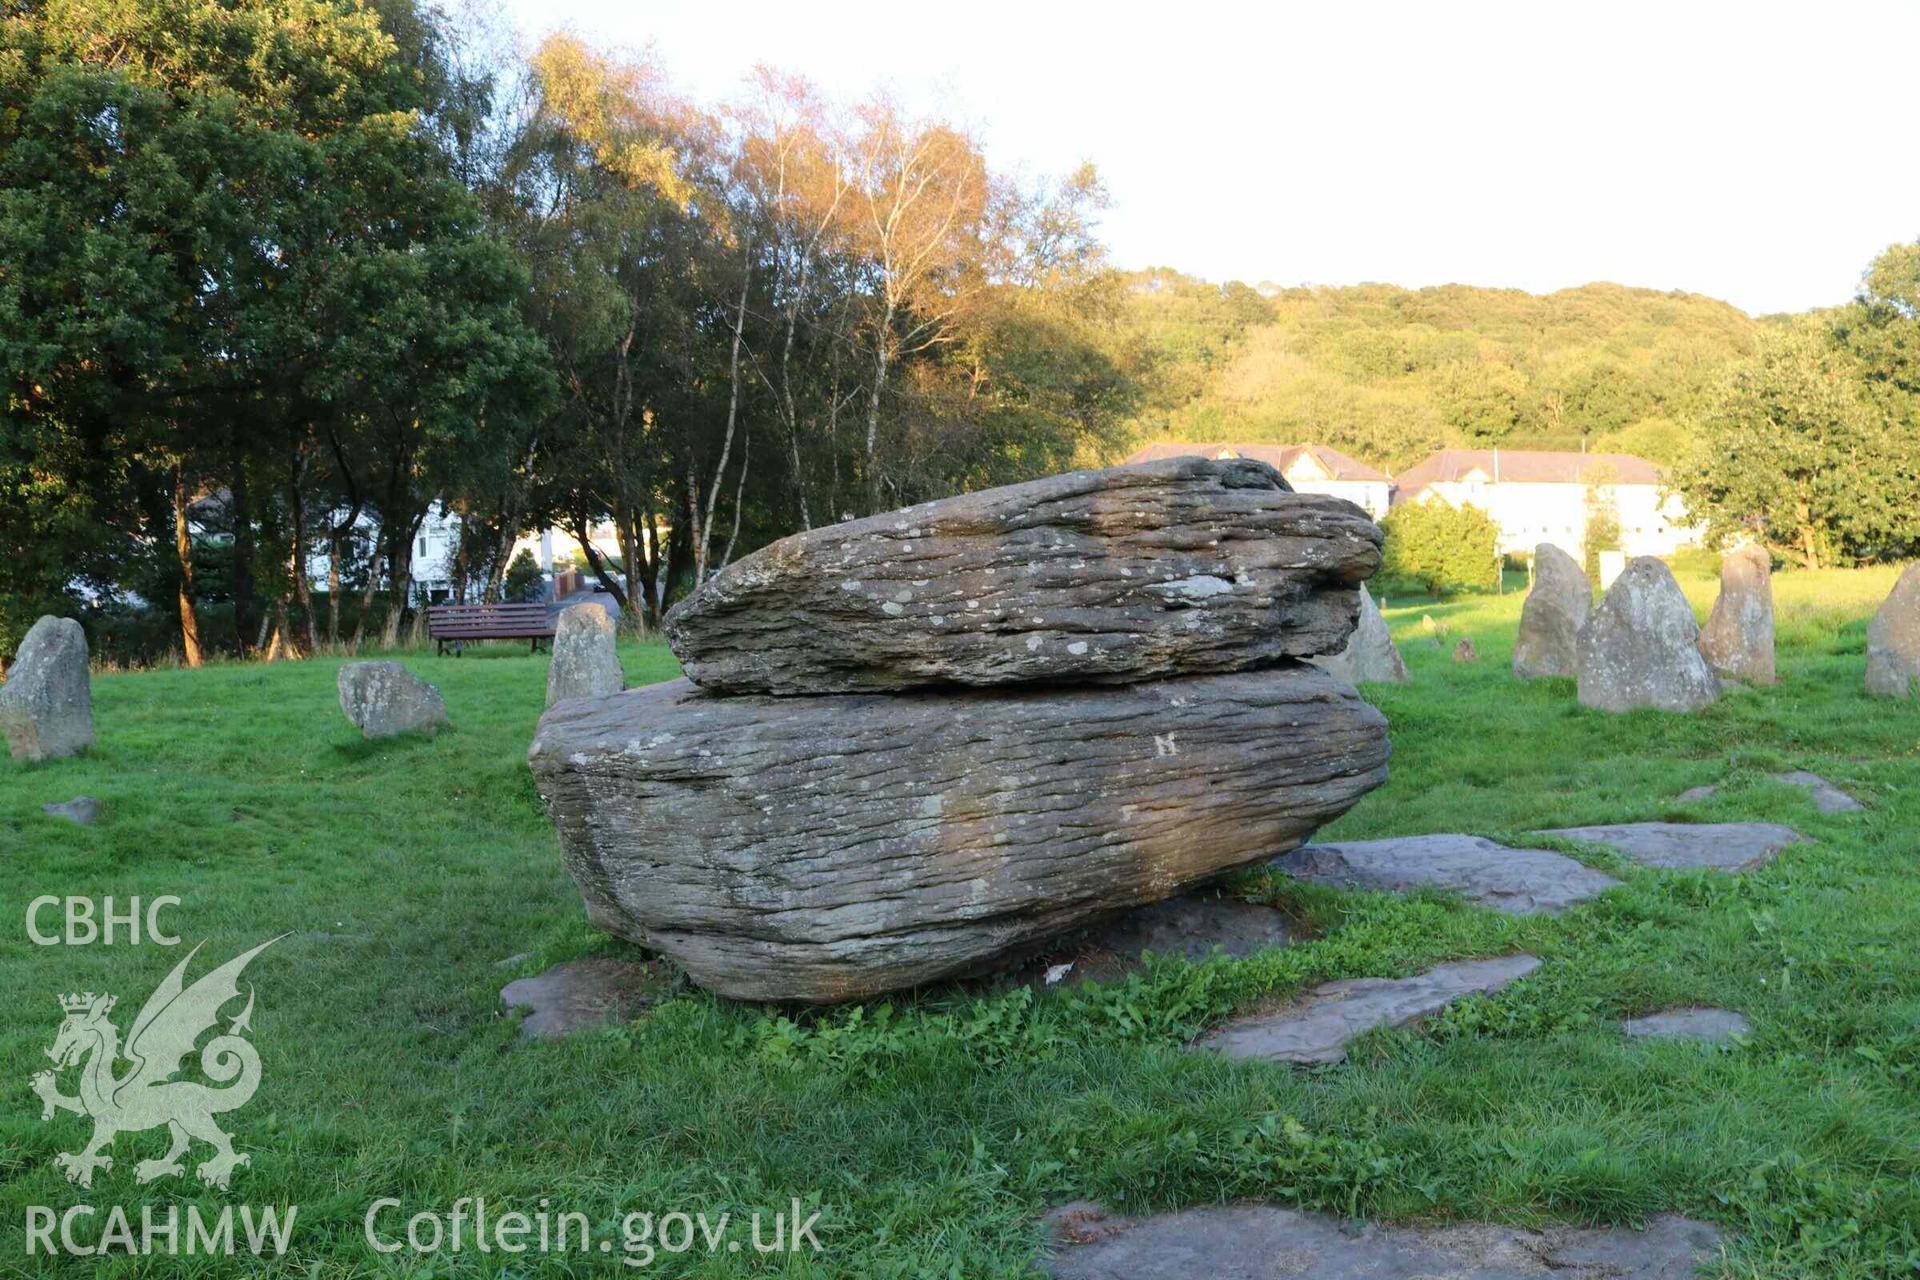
top-left (3, 564), bottom-right (1918, 1277)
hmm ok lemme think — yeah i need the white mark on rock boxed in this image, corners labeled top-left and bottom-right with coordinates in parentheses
top-left (1026, 635), bottom-right (1044, 651)
top-left (1155, 574), bottom-right (1235, 600)
top-left (882, 602), bottom-right (905, 616)
top-left (1066, 641), bottom-right (1089, 656)
top-left (1154, 733), bottom-right (1178, 757)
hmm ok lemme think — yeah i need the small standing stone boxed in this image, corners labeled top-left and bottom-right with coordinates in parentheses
top-left (1513, 542), bottom-right (1590, 678)
top-left (1576, 557), bottom-right (1720, 713)
top-left (546, 603), bottom-right (624, 708)
top-left (1312, 584), bottom-right (1407, 684)
top-left (1866, 562), bottom-right (1920, 698)
top-left (0, 616), bottom-right (95, 761)
top-left (1451, 636), bottom-right (1478, 663)
top-left (337, 661), bottom-right (449, 739)
top-left (1698, 545), bottom-right (1775, 684)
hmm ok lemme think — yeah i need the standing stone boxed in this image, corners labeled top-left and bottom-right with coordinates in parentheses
top-left (1451, 636), bottom-right (1478, 663)
top-left (0, 616), bottom-right (94, 761)
top-left (1312, 584), bottom-right (1407, 684)
top-left (546, 603), bottom-right (624, 708)
top-left (1577, 557), bottom-right (1720, 713)
top-left (1513, 542), bottom-right (1589, 678)
top-left (1698, 545), bottom-right (1775, 684)
top-left (337, 661), bottom-right (449, 739)
top-left (528, 665), bottom-right (1390, 1002)
top-left (1866, 562), bottom-right (1920, 698)
top-left (664, 457), bottom-right (1384, 694)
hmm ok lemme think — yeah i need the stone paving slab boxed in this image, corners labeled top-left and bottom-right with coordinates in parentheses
top-left (1677, 772), bottom-right (1864, 814)
top-left (1193, 955), bottom-right (1541, 1065)
top-left (1042, 1200), bottom-right (1723, 1279)
top-left (1537, 822), bottom-right (1804, 872)
top-left (1624, 1007), bottom-right (1752, 1043)
top-left (1275, 835), bottom-right (1621, 916)
top-left (500, 958), bottom-right (668, 1040)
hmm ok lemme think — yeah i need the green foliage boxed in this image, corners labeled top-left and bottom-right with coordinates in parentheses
top-left (1670, 318), bottom-right (1917, 568)
top-left (502, 548), bottom-right (544, 603)
top-left (1113, 277), bottom-right (1757, 469)
top-left (1379, 500), bottom-right (1500, 596)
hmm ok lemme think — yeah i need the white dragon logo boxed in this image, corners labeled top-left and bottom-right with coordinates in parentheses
top-left (30, 937), bottom-right (281, 1191)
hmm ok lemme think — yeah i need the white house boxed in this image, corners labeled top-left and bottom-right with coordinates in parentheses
top-left (1391, 448), bottom-right (1700, 559)
top-left (1122, 441), bottom-right (1393, 518)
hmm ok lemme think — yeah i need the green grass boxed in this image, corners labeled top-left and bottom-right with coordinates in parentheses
top-left (3, 570), bottom-right (1918, 1278)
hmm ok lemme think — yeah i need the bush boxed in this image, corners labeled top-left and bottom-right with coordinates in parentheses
top-left (503, 549), bottom-right (544, 603)
top-left (1379, 501), bottom-right (1500, 596)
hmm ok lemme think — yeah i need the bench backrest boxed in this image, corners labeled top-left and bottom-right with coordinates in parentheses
top-left (426, 603), bottom-right (556, 639)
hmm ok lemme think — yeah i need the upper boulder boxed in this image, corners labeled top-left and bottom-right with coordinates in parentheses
top-left (664, 457), bottom-right (1383, 694)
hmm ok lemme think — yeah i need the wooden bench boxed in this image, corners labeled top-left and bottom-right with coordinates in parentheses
top-left (426, 603), bottom-right (557, 656)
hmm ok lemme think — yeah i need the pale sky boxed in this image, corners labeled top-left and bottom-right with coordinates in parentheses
top-left (497, 0), bottom-right (1920, 316)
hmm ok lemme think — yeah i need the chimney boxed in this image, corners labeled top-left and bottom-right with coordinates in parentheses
top-left (1493, 447), bottom-right (1500, 483)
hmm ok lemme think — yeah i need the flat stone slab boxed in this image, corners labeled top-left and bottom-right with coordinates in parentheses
top-left (1193, 955), bottom-right (1541, 1065)
top-left (499, 958), bottom-right (668, 1040)
top-left (1274, 835), bottom-right (1621, 915)
top-left (1032, 893), bottom-right (1303, 986)
top-left (41, 796), bottom-right (98, 825)
top-left (1678, 772), bottom-right (1863, 815)
top-left (1042, 1201), bottom-right (1722, 1279)
top-left (1624, 1007), bottom-right (1752, 1043)
top-left (1538, 822), bottom-right (1805, 872)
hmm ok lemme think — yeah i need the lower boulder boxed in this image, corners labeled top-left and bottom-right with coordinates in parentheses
top-left (528, 665), bottom-right (1390, 1002)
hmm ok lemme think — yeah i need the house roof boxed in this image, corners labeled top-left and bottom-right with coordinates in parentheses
top-left (1392, 449), bottom-right (1663, 503)
top-left (1122, 441), bottom-right (1391, 483)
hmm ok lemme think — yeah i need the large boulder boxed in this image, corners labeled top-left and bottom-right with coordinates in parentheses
top-left (1866, 562), bottom-right (1920, 698)
top-left (337, 661), bottom-right (449, 738)
top-left (664, 457), bottom-right (1383, 694)
top-left (528, 665), bottom-right (1390, 1002)
top-left (1512, 542), bottom-right (1589, 678)
top-left (546, 603), bottom-right (624, 708)
top-left (1698, 545), bottom-right (1775, 684)
top-left (1576, 557), bottom-right (1720, 713)
top-left (1, 616), bottom-right (94, 761)
top-left (1311, 584), bottom-right (1406, 684)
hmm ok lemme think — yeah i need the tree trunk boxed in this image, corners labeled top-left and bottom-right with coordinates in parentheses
top-left (173, 463), bottom-right (204, 668)
top-left (381, 515), bottom-right (420, 649)
top-left (720, 419), bottom-right (750, 571)
top-left (288, 447), bottom-right (315, 653)
top-left (863, 298), bottom-right (895, 516)
top-left (572, 512), bottom-right (630, 610)
top-left (350, 528), bottom-right (384, 651)
top-left (697, 261), bottom-right (752, 585)
top-left (229, 452), bottom-right (256, 656)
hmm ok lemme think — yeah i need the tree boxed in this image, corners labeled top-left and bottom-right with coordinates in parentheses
top-left (1670, 322), bottom-right (1913, 568)
top-left (1379, 500), bottom-right (1500, 595)
top-left (0, 0), bottom-right (549, 661)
